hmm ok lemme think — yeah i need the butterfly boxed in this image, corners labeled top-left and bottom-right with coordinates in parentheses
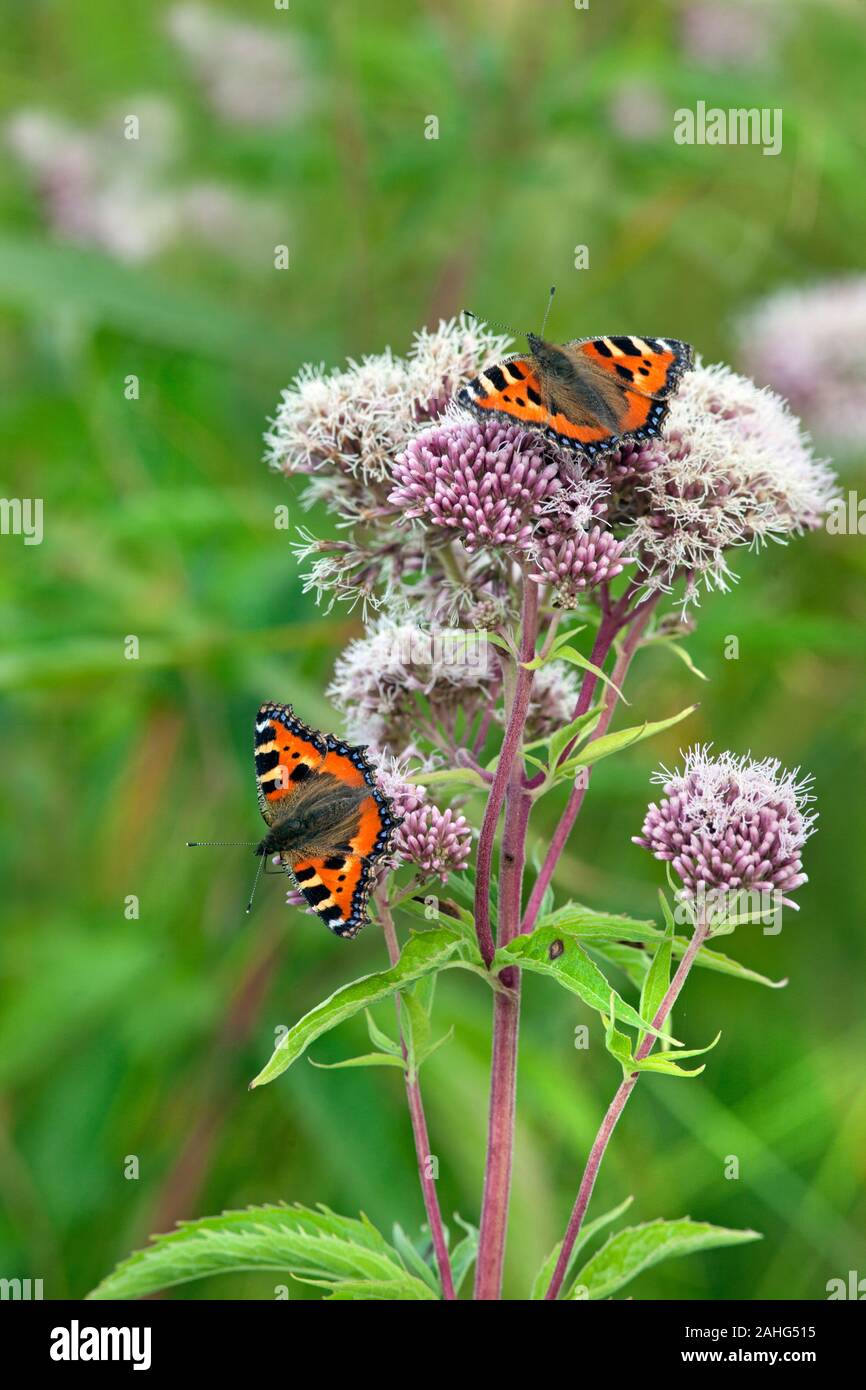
top-left (252, 703), bottom-right (400, 938)
top-left (188, 704), bottom-right (400, 938)
top-left (459, 300), bottom-right (693, 459)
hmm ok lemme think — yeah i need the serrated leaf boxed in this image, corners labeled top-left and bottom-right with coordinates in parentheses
top-left (249, 928), bottom-right (465, 1088)
top-left (531, 1196), bottom-right (634, 1299)
top-left (542, 901), bottom-right (786, 990)
top-left (571, 1218), bottom-right (761, 1300)
top-left (87, 1204), bottom-right (436, 1301)
top-left (537, 903), bottom-right (659, 939)
top-left (324, 1277), bottom-right (436, 1300)
top-left (494, 930), bottom-right (675, 1040)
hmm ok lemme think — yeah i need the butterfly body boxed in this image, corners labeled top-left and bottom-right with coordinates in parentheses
top-left (253, 702), bottom-right (399, 938)
top-left (457, 332), bottom-right (693, 458)
top-left (255, 777), bottom-right (371, 862)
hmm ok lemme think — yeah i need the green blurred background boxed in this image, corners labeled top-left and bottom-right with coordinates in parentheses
top-left (1, 0), bottom-right (864, 1301)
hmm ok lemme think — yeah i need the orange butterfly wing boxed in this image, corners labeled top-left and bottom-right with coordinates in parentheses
top-left (259, 720), bottom-right (400, 937)
top-left (571, 336), bottom-right (692, 399)
top-left (319, 735), bottom-right (400, 861)
top-left (457, 356), bottom-right (547, 424)
top-left (457, 336), bottom-right (693, 458)
top-left (291, 851), bottom-right (371, 940)
top-left (254, 702), bottom-right (326, 823)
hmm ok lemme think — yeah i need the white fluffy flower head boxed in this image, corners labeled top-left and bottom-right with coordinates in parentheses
top-left (631, 361), bottom-right (838, 603)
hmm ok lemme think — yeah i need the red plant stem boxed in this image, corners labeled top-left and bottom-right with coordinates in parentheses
top-left (473, 781), bottom-right (531, 1299)
top-left (472, 572), bottom-right (540, 1299)
top-left (378, 893), bottom-right (456, 1300)
top-left (520, 596), bottom-right (660, 934)
top-left (544, 912), bottom-right (711, 1300)
top-left (473, 576), bottom-right (539, 967)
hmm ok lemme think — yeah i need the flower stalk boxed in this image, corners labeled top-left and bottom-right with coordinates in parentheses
top-left (544, 908), bottom-right (712, 1301)
top-left (521, 593), bottom-right (660, 934)
top-left (377, 888), bottom-right (456, 1300)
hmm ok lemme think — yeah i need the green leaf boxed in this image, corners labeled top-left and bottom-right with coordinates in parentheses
top-left (249, 927), bottom-right (466, 1088)
top-left (638, 913), bottom-right (674, 1049)
top-left (397, 891), bottom-right (477, 943)
top-left (522, 624), bottom-right (586, 668)
top-left (546, 708), bottom-right (603, 772)
top-left (603, 993), bottom-right (636, 1073)
top-left (561, 704), bottom-right (698, 775)
top-left (541, 901), bottom-right (787, 990)
top-left (449, 1217), bottom-right (479, 1296)
top-left (324, 1278), bottom-right (436, 1300)
top-left (636, 1031), bottom-right (721, 1078)
top-left (400, 989), bottom-right (430, 1077)
top-left (645, 634), bottom-right (709, 682)
top-left (548, 645), bottom-right (626, 701)
top-left (537, 903), bottom-right (660, 940)
top-left (571, 1218), bottom-right (761, 1300)
top-left (391, 1224), bottom-right (440, 1295)
top-left (494, 930), bottom-right (675, 1040)
top-left (531, 1196), bottom-right (634, 1299)
top-left (587, 940), bottom-right (652, 992)
top-left (365, 1009), bottom-right (403, 1057)
top-left (308, 1052), bottom-right (406, 1072)
top-left (684, 941), bottom-right (787, 989)
top-left (87, 1204), bottom-right (437, 1301)
top-left (409, 767), bottom-right (487, 791)
top-left (486, 631), bottom-right (518, 659)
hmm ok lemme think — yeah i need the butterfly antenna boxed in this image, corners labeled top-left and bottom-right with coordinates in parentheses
top-left (539, 285), bottom-right (556, 337)
top-left (463, 308), bottom-right (527, 339)
top-left (187, 840), bottom-right (259, 847)
top-left (245, 853), bottom-right (266, 915)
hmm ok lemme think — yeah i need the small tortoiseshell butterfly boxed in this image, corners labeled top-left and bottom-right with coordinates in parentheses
top-left (459, 295), bottom-right (693, 459)
top-left (253, 703), bottom-right (400, 938)
top-left (189, 704), bottom-right (400, 939)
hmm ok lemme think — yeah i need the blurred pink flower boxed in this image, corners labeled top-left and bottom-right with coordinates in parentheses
top-left (607, 80), bottom-right (666, 142)
top-left (167, 3), bottom-right (314, 128)
top-left (737, 278), bottom-right (866, 455)
top-left (7, 102), bottom-right (281, 265)
top-left (679, 1), bottom-right (785, 70)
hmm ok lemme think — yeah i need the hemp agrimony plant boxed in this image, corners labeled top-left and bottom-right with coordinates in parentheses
top-left (91, 318), bottom-right (836, 1302)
